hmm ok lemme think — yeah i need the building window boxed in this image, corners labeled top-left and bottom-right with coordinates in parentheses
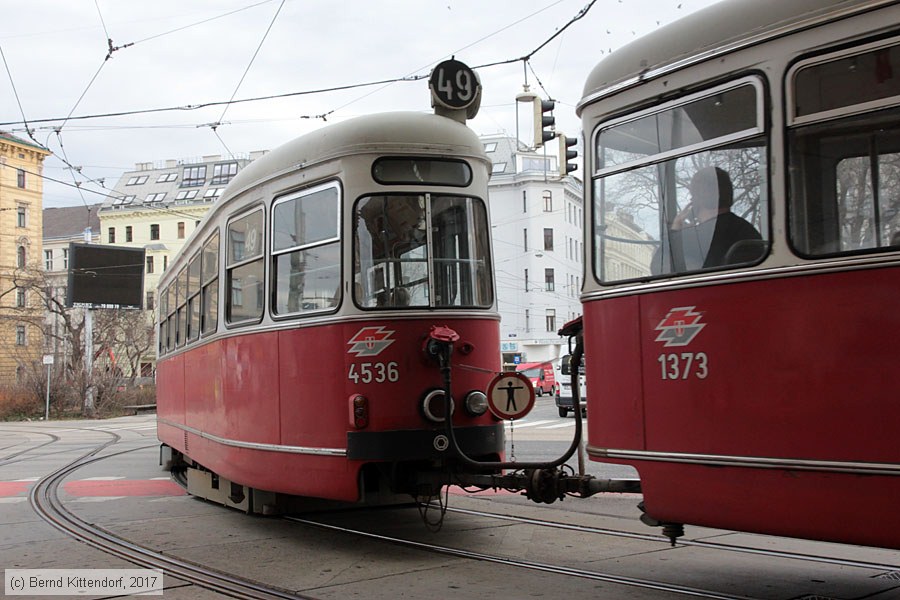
top-left (211, 162), bottom-right (238, 185)
top-left (491, 162), bottom-right (507, 174)
top-left (545, 268), bottom-right (555, 291)
top-left (546, 308), bottom-right (556, 333)
top-left (150, 224), bottom-right (160, 240)
top-left (163, 255), bottom-right (168, 271)
top-left (125, 226), bottom-right (133, 242)
top-left (44, 250), bottom-right (52, 270)
top-left (146, 291), bottom-right (154, 310)
top-left (543, 190), bottom-right (553, 212)
top-left (15, 288), bottom-right (25, 307)
top-left (524, 268), bottom-right (529, 292)
top-left (182, 165), bottom-right (207, 187)
top-left (140, 362), bottom-right (153, 377)
top-left (16, 325), bottom-right (26, 346)
top-left (483, 142), bottom-right (497, 153)
top-left (175, 190), bottom-right (198, 201)
top-left (543, 228), bottom-right (554, 251)
top-left (146, 256), bottom-right (154, 274)
top-left (156, 173), bottom-right (177, 183)
top-left (16, 245), bottom-right (25, 268)
top-left (525, 308), bottom-right (530, 332)
top-left (126, 175), bottom-right (149, 185)
top-left (204, 188), bottom-right (223, 200)
top-left (16, 206), bottom-right (26, 227)
top-left (108, 227), bottom-right (115, 243)
top-left (62, 249), bottom-right (68, 269)
top-left (144, 192), bottom-right (166, 204)
top-left (177, 222), bottom-right (185, 239)
top-left (523, 229), bottom-right (528, 252)
top-left (523, 190), bottom-right (527, 213)
top-left (17, 169), bottom-right (25, 188)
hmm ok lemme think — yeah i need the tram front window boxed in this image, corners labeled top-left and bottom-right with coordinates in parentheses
top-left (354, 194), bottom-right (492, 309)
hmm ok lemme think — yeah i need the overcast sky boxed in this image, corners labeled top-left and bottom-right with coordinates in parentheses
top-left (0, 0), bottom-right (720, 209)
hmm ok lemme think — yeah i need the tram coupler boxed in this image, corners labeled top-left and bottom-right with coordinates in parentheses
top-left (445, 470), bottom-right (641, 504)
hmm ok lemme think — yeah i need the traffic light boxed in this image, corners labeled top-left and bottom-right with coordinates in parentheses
top-left (559, 134), bottom-right (578, 176)
top-left (532, 97), bottom-right (555, 148)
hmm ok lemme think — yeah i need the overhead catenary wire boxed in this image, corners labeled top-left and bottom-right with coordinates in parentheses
top-left (0, 0), bottom-right (601, 130)
top-left (6, 0), bottom-right (604, 207)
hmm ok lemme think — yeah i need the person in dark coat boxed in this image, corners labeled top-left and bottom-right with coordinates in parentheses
top-left (654, 166), bottom-right (761, 273)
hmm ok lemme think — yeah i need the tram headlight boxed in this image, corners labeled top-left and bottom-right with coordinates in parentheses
top-left (421, 389), bottom-right (454, 423)
top-left (463, 390), bottom-right (488, 416)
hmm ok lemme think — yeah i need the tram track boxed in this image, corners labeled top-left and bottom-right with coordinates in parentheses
top-left (285, 514), bottom-right (759, 600)
top-left (0, 429), bottom-right (60, 466)
top-left (27, 431), bottom-right (314, 600)
top-left (440, 504), bottom-right (900, 573)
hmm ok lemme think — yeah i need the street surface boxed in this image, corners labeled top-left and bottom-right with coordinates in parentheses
top-left (1, 408), bottom-right (898, 599)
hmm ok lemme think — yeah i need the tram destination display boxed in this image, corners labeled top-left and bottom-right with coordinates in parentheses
top-left (65, 243), bottom-right (145, 309)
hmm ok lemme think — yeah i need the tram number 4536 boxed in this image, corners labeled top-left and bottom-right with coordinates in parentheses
top-left (657, 352), bottom-right (708, 380)
top-left (348, 362), bottom-right (399, 384)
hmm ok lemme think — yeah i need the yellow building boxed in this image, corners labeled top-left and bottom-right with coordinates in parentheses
top-left (0, 132), bottom-right (50, 385)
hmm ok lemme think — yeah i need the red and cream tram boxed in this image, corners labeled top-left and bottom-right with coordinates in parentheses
top-left (156, 105), bottom-right (504, 511)
top-left (577, 0), bottom-right (900, 548)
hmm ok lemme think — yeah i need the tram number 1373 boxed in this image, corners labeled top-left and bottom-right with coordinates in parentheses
top-left (348, 362), bottom-right (400, 384)
top-left (657, 352), bottom-right (708, 381)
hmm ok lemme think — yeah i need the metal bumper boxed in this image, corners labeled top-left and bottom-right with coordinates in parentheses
top-left (346, 423), bottom-right (504, 461)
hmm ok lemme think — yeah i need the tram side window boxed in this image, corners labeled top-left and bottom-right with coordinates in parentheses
top-left (271, 183), bottom-right (340, 315)
top-left (226, 209), bottom-right (265, 324)
top-left (158, 285), bottom-right (169, 354)
top-left (201, 232), bottom-right (219, 335)
top-left (354, 194), bottom-right (492, 308)
top-left (789, 42), bottom-right (900, 256)
top-left (593, 80), bottom-right (769, 282)
top-left (175, 267), bottom-right (188, 346)
top-left (166, 283), bottom-right (176, 353)
top-left (186, 253), bottom-right (201, 342)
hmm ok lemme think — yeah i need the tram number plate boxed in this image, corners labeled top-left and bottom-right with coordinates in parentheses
top-left (657, 352), bottom-right (708, 380)
top-left (348, 362), bottom-right (399, 384)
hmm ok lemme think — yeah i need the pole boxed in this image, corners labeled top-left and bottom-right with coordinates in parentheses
top-left (44, 363), bottom-right (51, 420)
top-left (84, 308), bottom-right (94, 412)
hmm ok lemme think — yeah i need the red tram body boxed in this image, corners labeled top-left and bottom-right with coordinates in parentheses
top-left (157, 111), bottom-right (504, 508)
top-left (578, 0), bottom-right (900, 549)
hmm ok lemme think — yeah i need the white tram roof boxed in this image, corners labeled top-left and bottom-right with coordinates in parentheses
top-left (225, 111), bottom-right (489, 197)
top-left (577, 0), bottom-right (895, 113)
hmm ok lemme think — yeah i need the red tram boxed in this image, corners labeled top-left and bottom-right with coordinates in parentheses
top-left (577, 0), bottom-right (900, 549)
top-left (156, 95), bottom-right (506, 510)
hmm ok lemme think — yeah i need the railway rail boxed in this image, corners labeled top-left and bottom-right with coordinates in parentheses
top-left (25, 431), bottom-right (313, 600)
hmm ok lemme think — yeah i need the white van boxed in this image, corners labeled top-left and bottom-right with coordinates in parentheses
top-left (555, 354), bottom-right (587, 417)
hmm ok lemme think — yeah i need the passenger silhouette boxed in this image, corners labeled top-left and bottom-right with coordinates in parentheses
top-left (653, 167), bottom-right (761, 273)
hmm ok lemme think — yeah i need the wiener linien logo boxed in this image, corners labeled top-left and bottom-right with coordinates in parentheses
top-left (347, 326), bottom-right (396, 357)
top-left (654, 306), bottom-right (705, 347)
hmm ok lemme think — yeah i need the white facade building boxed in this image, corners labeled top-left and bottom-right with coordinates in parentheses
top-left (482, 135), bottom-right (584, 370)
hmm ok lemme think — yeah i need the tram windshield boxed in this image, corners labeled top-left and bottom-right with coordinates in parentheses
top-left (354, 194), bottom-right (492, 308)
top-left (593, 80), bottom-right (769, 282)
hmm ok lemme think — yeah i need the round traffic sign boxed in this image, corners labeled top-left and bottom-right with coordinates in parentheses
top-left (486, 372), bottom-right (535, 420)
top-left (429, 59), bottom-right (480, 110)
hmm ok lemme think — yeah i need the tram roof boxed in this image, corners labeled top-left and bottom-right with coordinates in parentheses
top-left (577, 0), bottom-right (895, 113)
top-left (225, 111), bottom-right (488, 195)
